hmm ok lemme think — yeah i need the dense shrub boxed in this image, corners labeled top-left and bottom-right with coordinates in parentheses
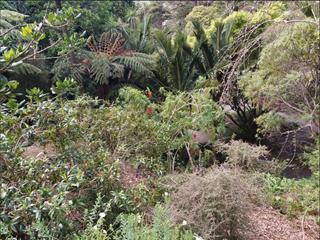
top-left (162, 167), bottom-right (265, 240)
top-left (216, 140), bottom-right (287, 175)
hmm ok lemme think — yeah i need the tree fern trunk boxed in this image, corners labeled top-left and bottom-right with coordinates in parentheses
top-left (55, 0), bottom-right (77, 65)
top-left (97, 83), bottom-right (110, 100)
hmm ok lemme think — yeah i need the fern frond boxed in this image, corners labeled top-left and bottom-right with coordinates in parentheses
top-left (51, 50), bottom-right (91, 82)
top-left (0, 19), bottom-right (13, 29)
top-left (13, 63), bottom-right (42, 75)
top-left (112, 52), bottom-right (154, 77)
top-left (90, 57), bottom-right (124, 84)
top-left (0, 10), bottom-right (28, 22)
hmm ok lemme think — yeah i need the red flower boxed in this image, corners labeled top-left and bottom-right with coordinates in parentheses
top-left (147, 106), bottom-right (152, 114)
top-left (193, 134), bottom-right (196, 139)
top-left (195, 149), bottom-right (198, 152)
top-left (148, 92), bottom-right (152, 98)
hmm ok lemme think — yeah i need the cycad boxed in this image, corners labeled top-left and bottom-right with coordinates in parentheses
top-left (153, 30), bottom-right (197, 92)
top-left (192, 18), bottom-right (233, 78)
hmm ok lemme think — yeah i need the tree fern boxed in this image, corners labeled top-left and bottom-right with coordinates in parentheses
top-left (90, 57), bottom-right (124, 84)
top-left (51, 50), bottom-right (92, 83)
top-left (0, 19), bottom-right (13, 29)
top-left (83, 32), bottom-right (154, 97)
top-left (0, 10), bottom-right (28, 41)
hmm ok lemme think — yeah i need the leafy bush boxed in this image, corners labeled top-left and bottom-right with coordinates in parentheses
top-left (0, 80), bottom-right (225, 237)
top-left (162, 167), bottom-right (265, 239)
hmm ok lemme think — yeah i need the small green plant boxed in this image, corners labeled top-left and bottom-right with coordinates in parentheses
top-left (263, 173), bottom-right (319, 221)
top-left (115, 197), bottom-right (194, 240)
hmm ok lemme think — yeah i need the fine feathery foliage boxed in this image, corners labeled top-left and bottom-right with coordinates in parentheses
top-left (162, 167), bottom-right (266, 240)
top-left (13, 63), bottom-right (42, 75)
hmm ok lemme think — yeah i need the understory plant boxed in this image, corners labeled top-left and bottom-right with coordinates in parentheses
top-left (263, 173), bottom-right (320, 225)
top-left (0, 79), bottom-right (225, 237)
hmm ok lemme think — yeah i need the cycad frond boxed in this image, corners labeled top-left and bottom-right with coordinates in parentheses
top-left (13, 63), bottom-right (42, 75)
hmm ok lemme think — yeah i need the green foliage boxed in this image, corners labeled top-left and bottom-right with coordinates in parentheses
top-left (263, 173), bottom-right (320, 220)
top-left (0, 80), bottom-right (18, 105)
top-left (240, 22), bottom-right (320, 133)
top-left (115, 199), bottom-right (194, 240)
top-left (185, 2), bottom-right (226, 31)
top-left (303, 136), bottom-right (320, 180)
top-left (0, 83), bottom-right (225, 238)
top-left (254, 111), bottom-right (284, 136)
top-left (0, 6), bottom-right (88, 75)
top-left (51, 77), bottom-right (78, 98)
top-left (26, 87), bottom-right (48, 104)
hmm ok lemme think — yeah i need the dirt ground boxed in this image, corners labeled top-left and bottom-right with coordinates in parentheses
top-left (248, 206), bottom-right (319, 240)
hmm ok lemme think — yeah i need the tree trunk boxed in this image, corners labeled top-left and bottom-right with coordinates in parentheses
top-left (55, 0), bottom-right (77, 65)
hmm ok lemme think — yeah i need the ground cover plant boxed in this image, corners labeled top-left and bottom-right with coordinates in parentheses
top-left (1, 1), bottom-right (319, 239)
